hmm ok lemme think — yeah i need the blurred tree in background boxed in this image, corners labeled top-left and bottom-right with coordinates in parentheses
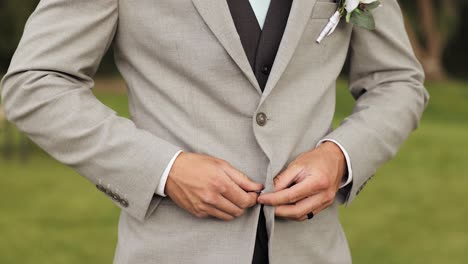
top-left (0, 0), bottom-right (39, 73)
top-left (400, 0), bottom-right (468, 80)
top-left (0, 0), bottom-right (117, 76)
top-left (0, 0), bottom-right (467, 80)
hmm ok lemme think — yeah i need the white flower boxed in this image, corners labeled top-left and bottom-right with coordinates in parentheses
top-left (345, 0), bottom-right (378, 13)
top-left (316, 0), bottom-right (380, 43)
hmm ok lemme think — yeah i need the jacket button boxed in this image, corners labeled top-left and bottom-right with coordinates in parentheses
top-left (120, 199), bottom-right (129, 208)
top-left (256, 112), bottom-right (267, 126)
top-left (111, 193), bottom-right (121, 202)
top-left (96, 184), bottom-right (105, 192)
top-left (261, 65), bottom-right (271, 75)
top-left (104, 188), bottom-right (113, 196)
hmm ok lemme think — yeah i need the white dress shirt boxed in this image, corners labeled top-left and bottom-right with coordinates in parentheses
top-left (249, 0), bottom-right (271, 29)
top-left (155, 0), bottom-right (353, 197)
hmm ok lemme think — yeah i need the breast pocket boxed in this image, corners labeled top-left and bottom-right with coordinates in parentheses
top-left (297, 1), bottom-right (352, 64)
top-left (310, 1), bottom-right (339, 19)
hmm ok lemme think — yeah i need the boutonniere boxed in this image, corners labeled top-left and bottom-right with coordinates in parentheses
top-left (316, 0), bottom-right (382, 43)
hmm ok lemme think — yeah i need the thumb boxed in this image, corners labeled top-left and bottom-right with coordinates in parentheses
top-left (273, 163), bottom-right (303, 192)
top-left (223, 165), bottom-right (264, 192)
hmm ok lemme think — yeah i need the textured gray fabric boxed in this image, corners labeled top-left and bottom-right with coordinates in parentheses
top-left (0, 0), bottom-right (429, 263)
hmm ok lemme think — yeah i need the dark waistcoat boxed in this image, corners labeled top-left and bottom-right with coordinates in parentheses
top-left (226, 0), bottom-right (293, 91)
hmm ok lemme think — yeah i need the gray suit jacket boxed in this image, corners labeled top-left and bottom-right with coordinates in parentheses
top-left (0, 0), bottom-right (429, 263)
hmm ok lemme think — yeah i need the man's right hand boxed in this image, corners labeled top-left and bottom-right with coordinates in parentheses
top-left (164, 151), bottom-right (264, 221)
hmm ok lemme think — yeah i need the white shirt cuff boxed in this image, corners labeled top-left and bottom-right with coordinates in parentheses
top-left (155, 149), bottom-right (184, 197)
top-left (316, 139), bottom-right (353, 189)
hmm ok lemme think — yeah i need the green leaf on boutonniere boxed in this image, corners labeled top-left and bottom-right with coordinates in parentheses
top-left (349, 9), bottom-right (375, 30)
top-left (316, 0), bottom-right (380, 43)
top-left (365, 1), bottom-right (381, 10)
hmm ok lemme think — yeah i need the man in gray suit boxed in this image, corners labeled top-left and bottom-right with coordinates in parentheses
top-left (0, 0), bottom-right (429, 263)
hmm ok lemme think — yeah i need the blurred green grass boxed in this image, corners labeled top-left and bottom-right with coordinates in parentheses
top-left (1, 79), bottom-right (467, 263)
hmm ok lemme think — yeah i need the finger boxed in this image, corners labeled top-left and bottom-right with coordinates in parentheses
top-left (222, 164), bottom-right (264, 192)
top-left (275, 193), bottom-right (322, 220)
top-left (310, 198), bottom-right (334, 217)
top-left (258, 180), bottom-right (317, 206)
top-left (205, 206), bottom-right (236, 221)
top-left (212, 195), bottom-right (245, 217)
top-left (222, 176), bottom-right (259, 209)
top-left (273, 163), bottom-right (304, 192)
top-left (246, 191), bottom-right (260, 207)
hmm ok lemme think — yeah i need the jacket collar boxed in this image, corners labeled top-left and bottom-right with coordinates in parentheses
top-left (192, 0), bottom-right (318, 102)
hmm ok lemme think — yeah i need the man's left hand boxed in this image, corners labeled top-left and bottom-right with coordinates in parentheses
top-left (257, 141), bottom-right (347, 221)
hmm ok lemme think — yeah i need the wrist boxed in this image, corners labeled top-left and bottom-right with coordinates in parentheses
top-left (166, 151), bottom-right (187, 193)
top-left (319, 141), bottom-right (347, 181)
top-left (157, 150), bottom-right (185, 197)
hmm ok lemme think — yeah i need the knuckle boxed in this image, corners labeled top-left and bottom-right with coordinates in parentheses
top-left (290, 208), bottom-right (302, 219)
top-left (291, 214), bottom-right (302, 222)
top-left (213, 166), bottom-right (226, 177)
top-left (193, 202), bottom-right (205, 212)
top-left (224, 215), bottom-right (235, 221)
top-left (324, 190), bottom-right (336, 202)
top-left (218, 184), bottom-right (228, 194)
top-left (273, 176), bottom-right (282, 186)
top-left (316, 176), bottom-right (330, 190)
top-left (292, 215), bottom-right (303, 222)
top-left (273, 175), bottom-right (280, 183)
top-left (293, 211), bottom-right (303, 219)
top-left (238, 197), bottom-right (252, 209)
top-left (215, 181), bottom-right (228, 194)
top-left (238, 201), bottom-right (248, 209)
top-left (201, 193), bottom-right (218, 205)
top-left (211, 177), bottom-right (227, 192)
top-left (286, 192), bottom-right (297, 204)
top-left (288, 162), bottom-right (300, 170)
top-left (299, 208), bottom-right (309, 217)
top-left (234, 208), bottom-right (245, 217)
top-left (192, 203), bottom-right (208, 218)
top-left (194, 212), bottom-right (208, 218)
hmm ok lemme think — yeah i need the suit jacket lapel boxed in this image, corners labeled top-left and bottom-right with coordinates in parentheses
top-left (258, 0), bottom-right (318, 106)
top-left (192, 0), bottom-right (262, 94)
top-left (192, 0), bottom-right (319, 103)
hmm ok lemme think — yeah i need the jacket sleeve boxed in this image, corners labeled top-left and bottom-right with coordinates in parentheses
top-left (0, 0), bottom-right (183, 222)
top-left (319, 0), bottom-right (430, 205)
